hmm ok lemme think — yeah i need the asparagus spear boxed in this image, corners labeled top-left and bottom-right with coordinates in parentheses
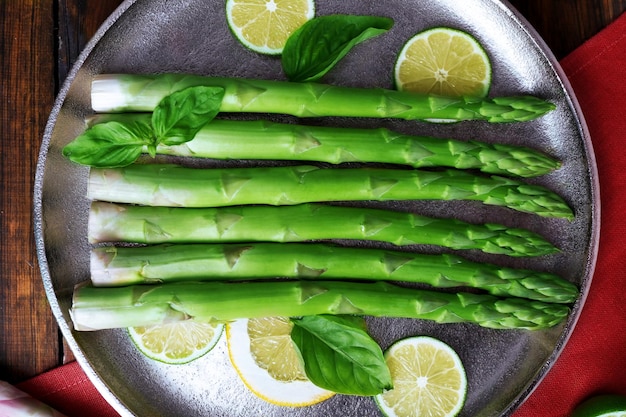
top-left (88, 114), bottom-right (560, 177)
top-left (91, 74), bottom-right (556, 123)
top-left (90, 242), bottom-right (578, 303)
top-left (87, 164), bottom-right (574, 219)
top-left (69, 280), bottom-right (570, 331)
top-left (89, 202), bottom-right (557, 257)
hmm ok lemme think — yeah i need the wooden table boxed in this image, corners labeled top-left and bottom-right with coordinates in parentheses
top-left (1, 0), bottom-right (625, 385)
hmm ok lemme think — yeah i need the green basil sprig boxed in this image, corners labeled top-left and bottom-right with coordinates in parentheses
top-left (63, 86), bottom-right (224, 167)
top-left (291, 315), bottom-right (392, 396)
top-left (282, 14), bottom-right (394, 82)
top-left (61, 120), bottom-right (152, 168)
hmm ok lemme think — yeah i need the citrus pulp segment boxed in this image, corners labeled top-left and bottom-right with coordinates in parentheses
top-left (128, 320), bottom-right (224, 365)
top-left (226, 317), bottom-right (335, 407)
top-left (375, 336), bottom-right (467, 417)
top-left (225, 0), bottom-right (315, 55)
top-left (394, 27), bottom-right (491, 98)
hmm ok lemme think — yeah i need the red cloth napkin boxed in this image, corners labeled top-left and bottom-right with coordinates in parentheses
top-left (15, 361), bottom-right (118, 417)
top-left (16, 11), bottom-right (626, 417)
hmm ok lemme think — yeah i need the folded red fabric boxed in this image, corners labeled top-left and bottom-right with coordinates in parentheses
top-left (15, 361), bottom-right (118, 417)
top-left (16, 11), bottom-right (626, 417)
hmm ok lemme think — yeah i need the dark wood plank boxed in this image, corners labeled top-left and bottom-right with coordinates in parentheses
top-left (508, 0), bottom-right (626, 59)
top-left (0, 1), bottom-right (59, 383)
top-left (0, 0), bottom-right (123, 383)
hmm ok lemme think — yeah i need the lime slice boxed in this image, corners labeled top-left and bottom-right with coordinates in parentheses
top-left (375, 336), bottom-right (467, 417)
top-left (226, 0), bottom-right (315, 55)
top-left (128, 321), bottom-right (223, 365)
top-left (394, 27), bottom-right (491, 98)
top-left (226, 317), bottom-right (335, 406)
top-left (573, 395), bottom-right (626, 417)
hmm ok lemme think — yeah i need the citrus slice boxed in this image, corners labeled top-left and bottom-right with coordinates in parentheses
top-left (572, 394), bottom-right (626, 417)
top-left (128, 320), bottom-right (223, 365)
top-left (394, 27), bottom-right (491, 98)
top-left (375, 336), bottom-right (467, 417)
top-left (226, 317), bottom-right (335, 406)
top-left (226, 0), bottom-right (315, 55)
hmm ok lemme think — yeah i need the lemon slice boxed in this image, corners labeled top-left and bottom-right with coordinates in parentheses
top-left (128, 321), bottom-right (223, 365)
top-left (375, 336), bottom-right (467, 417)
top-left (226, 317), bottom-right (335, 406)
top-left (394, 27), bottom-right (491, 98)
top-left (572, 395), bottom-right (626, 417)
top-left (226, 0), bottom-right (315, 55)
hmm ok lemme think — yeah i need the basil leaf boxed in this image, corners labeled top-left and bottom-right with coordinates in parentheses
top-left (152, 86), bottom-right (224, 146)
top-left (290, 315), bottom-right (392, 396)
top-left (62, 120), bottom-right (152, 167)
top-left (282, 15), bottom-right (394, 82)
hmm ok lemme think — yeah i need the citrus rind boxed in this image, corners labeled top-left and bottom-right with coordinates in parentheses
top-left (394, 27), bottom-right (492, 98)
top-left (226, 317), bottom-right (335, 407)
top-left (374, 336), bottom-right (467, 417)
top-left (128, 320), bottom-right (224, 365)
top-left (225, 0), bottom-right (315, 55)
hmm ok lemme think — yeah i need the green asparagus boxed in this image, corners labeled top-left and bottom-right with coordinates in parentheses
top-left (87, 114), bottom-right (560, 177)
top-left (69, 280), bottom-right (570, 331)
top-left (88, 202), bottom-right (557, 257)
top-left (87, 164), bottom-right (573, 219)
top-left (90, 242), bottom-right (577, 303)
top-left (91, 74), bottom-right (556, 123)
